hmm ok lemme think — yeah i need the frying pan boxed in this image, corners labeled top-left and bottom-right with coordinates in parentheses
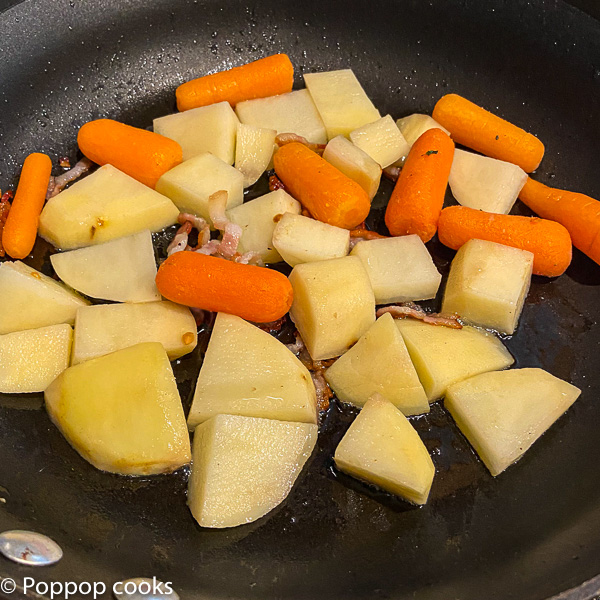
top-left (1, 0), bottom-right (600, 598)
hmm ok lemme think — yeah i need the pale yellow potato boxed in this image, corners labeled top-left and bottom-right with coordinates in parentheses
top-left (45, 342), bottom-right (190, 475)
top-left (272, 213), bottom-right (350, 267)
top-left (39, 165), bottom-right (179, 250)
top-left (235, 89), bottom-right (327, 144)
top-left (72, 301), bottom-right (197, 365)
top-left (449, 149), bottom-right (528, 214)
top-left (351, 235), bottom-right (441, 304)
top-left (235, 123), bottom-right (277, 187)
top-left (349, 115), bottom-right (411, 168)
top-left (156, 153), bottom-right (243, 223)
top-left (187, 313), bottom-right (317, 429)
top-left (0, 261), bottom-right (88, 335)
top-left (322, 135), bottom-right (381, 199)
top-left (0, 324), bottom-right (72, 393)
top-left (153, 101), bottom-right (239, 164)
top-left (395, 319), bottom-right (514, 401)
top-left (227, 190), bottom-right (301, 263)
top-left (445, 368), bottom-right (581, 476)
top-left (442, 239), bottom-right (533, 335)
top-left (188, 414), bottom-right (317, 528)
top-left (289, 256), bottom-right (375, 360)
top-left (396, 113), bottom-right (450, 146)
top-left (325, 313), bottom-right (428, 415)
top-left (334, 394), bottom-right (435, 505)
top-left (50, 230), bottom-right (160, 303)
top-left (304, 69), bottom-right (381, 139)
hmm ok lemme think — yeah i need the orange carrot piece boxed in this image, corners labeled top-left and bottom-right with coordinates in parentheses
top-left (432, 94), bottom-right (544, 173)
top-left (176, 54), bottom-right (294, 112)
top-left (2, 153), bottom-right (52, 259)
top-left (156, 251), bottom-right (293, 323)
top-left (384, 128), bottom-right (455, 242)
top-left (77, 119), bottom-right (182, 188)
top-left (519, 177), bottom-right (600, 266)
top-left (273, 142), bottom-right (370, 229)
top-left (438, 205), bottom-right (572, 277)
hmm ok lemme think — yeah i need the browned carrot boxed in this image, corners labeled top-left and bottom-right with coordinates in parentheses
top-left (155, 251), bottom-right (293, 323)
top-left (77, 119), bottom-right (182, 188)
top-left (432, 94), bottom-right (544, 173)
top-left (519, 177), bottom-right (600, 266)
top-left (438, 205), bottom-right (572, 277)
top-left (384, 128), bottom-right (455, 242)
top-left (176, 54), bottom-right (294, 111)
top-left (2, 153), bottom-right (52, 259)
top-left (273, 142), bottom-right (370, 229)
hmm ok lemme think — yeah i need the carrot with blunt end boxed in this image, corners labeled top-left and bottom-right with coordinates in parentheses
top-left (519, 177), bottom-right (600, 266)
top-left (438, 205), bottom-right (572, 277)
top-left (156, 251), bottom-right (293, 323)
top-left (273, 142), bottom-right (370, 229)
top-left (385, 128), bottom-right (455, 242)
top-left (2, 153), bottom-right (52, 259)
top-left (77, 119), bottom-right (182, 188)
top-left (176, 54), bottom-right (294, 112)
top-left (432, 94), bottom-right (545, 173)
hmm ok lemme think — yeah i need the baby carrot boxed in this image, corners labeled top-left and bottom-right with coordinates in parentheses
top-left (176, 54), bottom-right (294, 111)
top-left (384, 128), bottom-right (455, 242)
top-left (77, 119), bottom-right (182, 188)
top-left (519, 178), bottom-right (600, 266)
top-left (2, 153), bottom-right (52, 259)
top-left (156, 251), bottom-right (293, 323)
top-left (273, 142), bottom-right (370, 229)
top-left (438, 205), bottom-right (572, 277)
top-left (432, 94), bottom-right (544, 173)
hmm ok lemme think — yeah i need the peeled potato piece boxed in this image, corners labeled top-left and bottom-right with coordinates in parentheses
top-left (396, 114), bottom-right (449, 146)
top-left (349, 115), bottom-right (410, 168)
top-left (235, 123), bottom-right (277, 187)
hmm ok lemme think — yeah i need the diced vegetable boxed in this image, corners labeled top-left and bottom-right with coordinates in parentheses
top-left (396, 113), bottom-right (450, 146)
top-left (349, 115), bottom-right (410, 168)
top-left (235, 123), bottom-right (277, 187)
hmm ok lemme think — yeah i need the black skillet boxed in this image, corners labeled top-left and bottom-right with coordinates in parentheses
top-left (1, 1), bottom-right (600, 598)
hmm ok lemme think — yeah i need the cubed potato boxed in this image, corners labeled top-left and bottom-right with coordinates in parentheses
top-left (227, 190), bottom-right (301, 263)
top-left (153, 101), bottom-right (239, 164)
top-left (349, 115), bottom-right (411, 168)
top-left (39, 165), bottom-right (179, 250)
top-left (350, 235), bottom-right (441, 304)
top-left (235, 89), bottom-right (327, 144)
top-left (235, 123), bottom-right (277, 187)
top-left (0, 324), bottom-right (72, 393)
top-left (325, 313), bottom-right (428, 415)
top-left (289, 256), bottom-right (375, 360)
top-left (445, 368), bottom-right (581, 476)
top-left (50, 230), bottom-right (160, 303)
top-left (395, 319), bottom-right (514, 401)
top-left (272, 213), bottom-right (350, 267)
top-left (304, 69), bottom-right (381, 139)
top-left (0, 261), bottom-right (88, 335)
top-left (449, 149), bottom-right (528, 214)
top-left (396, 114), bottom-right (450, 146)
top-left (442, 239), bottom-right (533, 334)
top-left (322, 135), bottom-right (382, 199)
top-left (156, 153), bottom-right (244, 223)
top-left (188, 414), bottom-right (317, 528)
top-left (187, 313), bottom-right (317, 429)
top-left (334, 394), bottom-right (435, 505)
top-left (72, 301), bottom-right (197, 365)
top-left (45, 342), bottom-right (190, 475)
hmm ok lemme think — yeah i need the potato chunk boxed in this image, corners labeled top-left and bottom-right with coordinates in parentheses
top-left (442, 239), bottom-right (533, 334)
top-left (153, 101), bottom-right (239, 164)
top-left (235, 123), bottom-right (277, 187)
top-left (395, 319), bottom-right (514, 401)
top-left (334, 394), bottom-right (435, 505)
top-left (396, 114), bottom-right (449, 146)
top-left (289, 256), bottom-right (375, 360)
top-left (187, 313), bottom-right (317, 429)
top-left (350, 235), bottom-right (441, 304)
top-left (0, 324), bottom-right (72, 393)
top-left (349, 115), bottom-right (410, 168)
top-left (325, 313), bottom-right (428, 415)
top-left (45, 342), bottom-right (191, 475)
top-left (445, 368), bottom-right (581, 476)
top-left (188, 414), bottom-right (317, 528)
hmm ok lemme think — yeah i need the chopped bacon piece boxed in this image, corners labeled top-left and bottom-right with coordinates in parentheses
top-left (254, 315), bottom-right (287, 333)
top-left (269, 174), bottom-right (287, 192)
top-left (377, 303), bottom-right (463, 329)
top-left (59, 156), bottom-right (71, 169)
top-left (47, 157), bottom-right (93, 199)
top-left (383, 164), bottom-right (401, 182)
top-left (167, 221), bottom-right (192, 256)
top-left (275, 133), bottom-right (326, 155)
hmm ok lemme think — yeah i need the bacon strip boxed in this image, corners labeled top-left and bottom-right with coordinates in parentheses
top-left (47, 157), bottom-right (93, 199)
top-left (167, 221), bottom-right (192, 256)
top-left (275, 133), bottom-right (326, 155)
top-left (383, 164), bottom-right (401, 182)
top-left (377, 304), bottom-right (463, 329)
